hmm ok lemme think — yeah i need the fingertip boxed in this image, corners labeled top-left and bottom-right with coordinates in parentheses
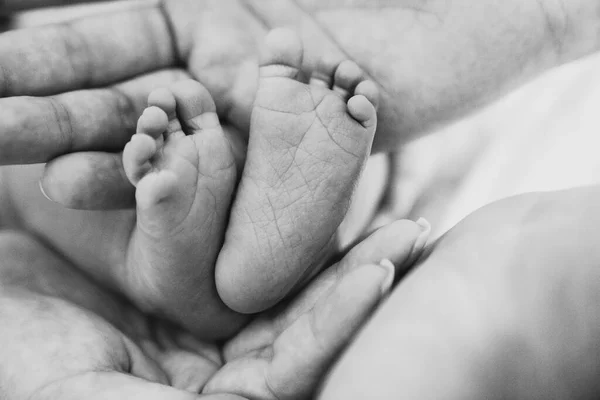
top-left (43, 152), bottom-right (135, 209)
top-left (406, 217), bottom-right (432, 265)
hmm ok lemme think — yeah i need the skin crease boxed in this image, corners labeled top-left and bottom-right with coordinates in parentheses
top-left (0, 219), bottom-right (427, 399)
top-left (1, 0), bottom-right (600, 398)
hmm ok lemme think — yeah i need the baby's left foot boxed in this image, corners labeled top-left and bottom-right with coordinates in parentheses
top-left (122, 80), bottom-right (245, 339)
top-left (217, 28), bottom-right (379, 313)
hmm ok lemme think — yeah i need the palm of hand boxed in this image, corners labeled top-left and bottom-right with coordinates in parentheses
top-left (0, 231), bottom-right (223, 399)
top-left (0, 220), bottom-right (408, 399)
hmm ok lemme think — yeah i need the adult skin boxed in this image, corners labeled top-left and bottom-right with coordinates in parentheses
top-left (320, 185), bottom-right (600, 399)
top-left (0, 0), bottom-right (597, 209)
top-left (0, 219), bottom-right (425, 399)
top-left (2, 1), bottom-right (600, 398)
top-left (6, 176), bottom-right (600, 399)
top-left (1, 0), bottom-right (597, 333)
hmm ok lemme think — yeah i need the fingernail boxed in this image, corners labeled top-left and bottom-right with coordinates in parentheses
top-left (416, 217), bottom-right (431, 234)
top-left (408, 217), bottom-right (431, 263)
top-left (415, 218), bottom-right (431, 248)
top-left (379, 259), bottom-right (395, 295)
top-left (38, 180), bottom-right (54, 203)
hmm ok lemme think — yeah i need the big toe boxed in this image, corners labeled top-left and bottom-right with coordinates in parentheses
top-left (260, 28), bottom-right (304, 78)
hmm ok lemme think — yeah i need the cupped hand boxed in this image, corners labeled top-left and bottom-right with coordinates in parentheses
top-left (0, 218), bottom-right (428, 399)
top-left (0, 230), bottom-right (229, 400)
top-left (1, 0), bottom-right (575, 210)
top-left (320, 185), bottom-right (600, 399)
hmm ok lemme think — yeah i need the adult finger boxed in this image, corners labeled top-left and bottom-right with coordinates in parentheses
top-left (32, 372), bottom-right (246, 400)
top-left (224, 218), bottom-right (430, 360)
top-left (40, 121), bottom-right (246, 210)
top-left (40, 121), bottom-right (244, 210)
top-left (279, 218), bottom-right (430, 324)
top-left (208, 262), bottom-right (396, 400)
top-left (42, 151), bottom-right (135, 209)
top-left (266, 262), bottom-right (395, 399)
top-left (0, 68), bottom-right (189, 165)
top-left (0, 3), bottom-right (175, 96)
top-left (0, 0), bottom-right (106, 13)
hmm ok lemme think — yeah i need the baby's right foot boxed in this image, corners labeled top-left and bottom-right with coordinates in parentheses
top-left (217, 28), bottom-right (379, 313)
top-left (122, 80), bottom-right (246, 339)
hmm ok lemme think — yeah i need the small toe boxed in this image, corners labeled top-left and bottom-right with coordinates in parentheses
top-left (135, 170), bottom-right (178, 210)
top-left (260, 28), bottom-right (304, 79)
top-left (347, 95), bottom-right (377, 128)
top-left (354, 80), bottom-right (380, 111)
top-left (123, 134), bottom-right (157, 185)
top-left (169, 79), bottom-right (218, 124)
top-left (136, 106), bottom-right (169, 139)
top-left (309, 55), bottom-right (341, 89)
top-left (148, 88), bottom-right (177, 118)
top-left (333, 60), bottom-right (364, 98)
top-left (148, 87), bottom-right (182, 139)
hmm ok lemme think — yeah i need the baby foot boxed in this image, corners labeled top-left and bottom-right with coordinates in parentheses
top-left (122, 80), bottom-right (246, 339)
top-left (217, 28), bottom-right (379, 313)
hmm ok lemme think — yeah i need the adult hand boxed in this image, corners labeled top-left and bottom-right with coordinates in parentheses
top-left (0, 230), bottom-right (230, 400)
top-left (2, 162), bottom-right (417, 336)
top-left (0, 218), bottom-right (428, 399)
top-left (320, 185), bottom-right (600, 399)
top-left (0, 0), bottom-right (99, 13)
top-left (1, 0), bottom-right (595, 209)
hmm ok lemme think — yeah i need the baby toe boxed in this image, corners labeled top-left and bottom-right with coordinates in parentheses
top-left (347, 95), bottom-right (377, 128)
top-left (169, 79), bottom-right (218, 126)
top-left (136, 106), bottom-right (169, 140)
top-left (333, 60), bottom-right (364, 98)
top-left (260, 28), bottom-right (304, 79)
top-left (354, 80), bottom-right (380, 111)
top-left (309, 55), bottom-right (341, 89)
top-left (123, 133), bottom-right (158, 185)
top-left (148, 88), bottom-right (177, 119)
